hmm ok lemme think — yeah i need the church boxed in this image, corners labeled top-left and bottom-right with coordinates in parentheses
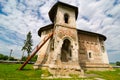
top-left (34, 1), bottom-right (111, 76)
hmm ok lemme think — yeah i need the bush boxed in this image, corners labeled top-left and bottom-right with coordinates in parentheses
top-left (21, 55), bottom-right (37, 62)
top-left (0, 54), bottom-right (8, 60)
top-left (9, 57), bottom-right (17, 61)
top-left (30, 55), bottom-right (37, 62)
top-left (21, 56), bottom-right (27, 61)
top-left (0, 53), bottom-right (17, 61)
top-left (116, 61), bottom-right (120, 66)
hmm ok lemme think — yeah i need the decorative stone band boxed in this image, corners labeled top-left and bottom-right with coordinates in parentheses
top-left (55, 24), bottom-right (76, 30)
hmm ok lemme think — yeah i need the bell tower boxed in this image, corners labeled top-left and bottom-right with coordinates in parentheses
top-left (48, 2), bottom-right (82, 75)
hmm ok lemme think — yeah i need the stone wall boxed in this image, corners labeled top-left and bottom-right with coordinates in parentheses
top-left (34, 27), bottom-right (53, 69)
top-left (78, 32), bottom-right (110, 70)
top-left (78, 33), bottom-right (102, 63)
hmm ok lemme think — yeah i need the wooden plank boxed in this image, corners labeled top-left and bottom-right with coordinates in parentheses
top-left (19, 32), bottom-right (53, 70)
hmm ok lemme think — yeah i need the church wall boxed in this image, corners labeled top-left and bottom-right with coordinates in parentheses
top-left (78, 33), bottom-right (103, 64)
top-left (77, 32), bottom-right (111, 71)
top-left (99, 38), bottom-right (109, 64)
top-left (34, 26), bottom-right (53, 69)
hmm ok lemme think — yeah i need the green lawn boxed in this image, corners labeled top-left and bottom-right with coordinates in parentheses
top-left (86, 69), bottom-right (120, 80)
top-left (0, 63), bottom-right (120, 80)
top-left (0, 63), bottom-right (42, 80)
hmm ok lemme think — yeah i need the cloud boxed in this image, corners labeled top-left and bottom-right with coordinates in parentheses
top-left (60, 0), bottom-right (120, 62)
top-left (0, 26), bottom-right (24, 45)
top-left (0, 0), bottom-right (120, 62)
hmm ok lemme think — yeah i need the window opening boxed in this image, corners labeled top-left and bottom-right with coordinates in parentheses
top-left (64, 13), bottom-right (69, 23)
top-left (101, 46), bottom-right (105, 53)
top-left (88, 52), bottom-right (92, 58)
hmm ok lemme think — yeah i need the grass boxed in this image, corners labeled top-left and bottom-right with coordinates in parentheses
top-left (0, 63), bottom-right (120, 80)
top-left (84, 62), bottom-right (120, 80)
top-left (0, 63), bottom-right (42, 80)
top-left (86, 69), bottom-right (120, 80)
top-left (69, 74), bottom-right (79, 78)
top-left (110, 62), bottom-right (116, 66)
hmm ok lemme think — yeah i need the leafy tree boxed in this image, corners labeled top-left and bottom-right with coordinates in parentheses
top-left (116, 61), bottom-right (120, 66)
top-left (3, 55), bottom-right (9, 60)
top-left (0, 54), bottom-right (8, 60)
top-left (22, 31), bottom-right (33, 57)
top-left (0, 53), bottom-right (17, 61)
top-left (0, 54), bottom-right (4, 60)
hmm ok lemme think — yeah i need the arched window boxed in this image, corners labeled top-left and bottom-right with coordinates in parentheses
top-left (61, 39), bottom-right (72, 62)
top-left (64, 13), bottom-right (69, 23)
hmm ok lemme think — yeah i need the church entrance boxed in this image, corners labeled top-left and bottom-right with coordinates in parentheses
top-left (61, 39), bottom-right (72, 62)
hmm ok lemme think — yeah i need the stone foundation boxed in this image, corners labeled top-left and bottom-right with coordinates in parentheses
top-left (49, 67), bottom-right (83, 76)
top-left (80, 62), bottom-right (112, 71)
top-left (34, 63), bottom-right (84, 77)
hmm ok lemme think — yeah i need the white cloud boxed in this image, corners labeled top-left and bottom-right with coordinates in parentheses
top-left (0, 0), bottom-right (120, 62)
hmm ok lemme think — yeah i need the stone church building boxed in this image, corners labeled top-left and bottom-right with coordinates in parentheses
top-left (34, 2), bottom-right (111, 76)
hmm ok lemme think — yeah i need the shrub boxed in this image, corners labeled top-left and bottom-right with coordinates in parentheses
top-left (116, 61), bottom-right (120, 66)
top-left (21, 55), bottom-right (37, 62)
top-left (0, 54), bottom-right (8, 60)
top-left (21, 56), bottom-right (27, 61)
top-left (30, 55), bottom-right (37, 62)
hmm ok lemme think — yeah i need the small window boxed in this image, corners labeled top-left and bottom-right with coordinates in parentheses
top-left (101, 46), bottom-right (105, 53)
top-left (88, 52), bottom-right (92, 58)
top-left (64, 13), bottom-right (69, 23)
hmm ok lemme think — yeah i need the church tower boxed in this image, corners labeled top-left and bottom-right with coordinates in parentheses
top-left (47, 2), bottom-right (82, 75)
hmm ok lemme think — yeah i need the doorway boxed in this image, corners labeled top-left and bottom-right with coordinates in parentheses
top-left (61, 39), bottom-right (72, 62)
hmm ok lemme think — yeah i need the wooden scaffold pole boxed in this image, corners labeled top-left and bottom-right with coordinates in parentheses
top-left (19, 32), bottom-right (53, 70)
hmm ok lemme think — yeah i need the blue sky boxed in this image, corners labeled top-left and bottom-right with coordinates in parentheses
top-left (0, 0), bottom-right (120, 62)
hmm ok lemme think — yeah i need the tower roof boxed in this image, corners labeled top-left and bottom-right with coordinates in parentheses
top-left (49, 1), bottom-right (78, 23)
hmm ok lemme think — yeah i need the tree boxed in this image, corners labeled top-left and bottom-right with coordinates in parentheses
top-left (21, 40), bottom-right (27, 60)
top-left (0, 54), bottom-right (8, 60)
top-left (116, 61), bottom-right (120, 66)
top-left (22, 31), bottom-right (33, 57)
top-left (0, 53), bottom-right (17, 61)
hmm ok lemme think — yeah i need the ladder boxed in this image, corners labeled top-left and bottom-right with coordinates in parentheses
top-left (19, 32), bottom-right (53, 70)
